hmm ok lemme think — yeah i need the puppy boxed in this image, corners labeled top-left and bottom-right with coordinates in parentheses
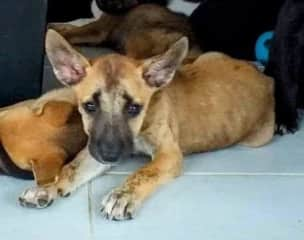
top-left (19, 30), bottom-right (274, 220)
top-left (265, 0), bottom-right (304, 132)
top-left (49, 4), bottom-right (201, 62)
top-left (0, 88), bottom-right (87, 207)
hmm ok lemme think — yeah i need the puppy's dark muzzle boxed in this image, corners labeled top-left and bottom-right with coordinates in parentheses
top-left (89, 140), bottom-right (123, 164)
top-left (99, 144), bottom-right (122, 163)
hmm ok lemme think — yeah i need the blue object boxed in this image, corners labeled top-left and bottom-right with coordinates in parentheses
top-left (255, 31), bottom-right (274, 64)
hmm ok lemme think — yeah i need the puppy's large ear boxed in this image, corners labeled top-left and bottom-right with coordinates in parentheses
top-left (45, 30), bottom-right (90, 86)
top-left (142, 37), bottom-right (188, 88)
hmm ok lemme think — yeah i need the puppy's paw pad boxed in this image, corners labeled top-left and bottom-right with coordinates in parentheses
top-left (100, 189), bottom-right (138, 221)
top-left (19, 187), bottom-right (54, 209)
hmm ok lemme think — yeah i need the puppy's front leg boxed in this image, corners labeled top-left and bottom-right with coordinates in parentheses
top-left (19, 147), bottom-right (111, 209)
top-left (101, 141), bottom-right (183, 221)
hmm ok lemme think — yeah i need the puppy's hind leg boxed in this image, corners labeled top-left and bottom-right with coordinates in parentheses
top-left (240, 109), bottom-right (275, 147)
top-left (49, 14), bottom-right (121, 46)
top-left (19, 147), bottom-right (111, 209)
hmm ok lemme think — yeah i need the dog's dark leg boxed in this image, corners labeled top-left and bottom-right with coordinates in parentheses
top-left (266, 28), bottom-right (299, 132)
top-left (272, 54), bottom-right (298, 133)
top-left (276, 37), bottom-right (302, 133)
top-left (50, 14), bottom-right (121, 46)
top-left (295, 45), bottom-right (304, 109)
top-left (266, 1), bottom-right (304, 133)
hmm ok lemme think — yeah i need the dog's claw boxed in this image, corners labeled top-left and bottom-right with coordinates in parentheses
top-left (100, 188), bottom-right (137, 221)
top-left (58, 188), bottom-right (71, 198)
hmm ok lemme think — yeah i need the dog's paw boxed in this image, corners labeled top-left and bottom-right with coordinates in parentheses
top-left (100, 188), bottom-right (139, 221)
top-left (275, 124), bottom-right (297, 135)
top-left (19, 187), bottom-right (54, 209)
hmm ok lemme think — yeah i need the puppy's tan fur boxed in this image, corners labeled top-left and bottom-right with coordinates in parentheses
top-left (0, 88), bottom-right (87, 187)
top-left (24, 30), bottom-right (274, 219)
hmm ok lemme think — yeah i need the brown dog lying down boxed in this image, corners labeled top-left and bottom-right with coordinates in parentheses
top-left (49, 4), bottom-right (201, 62)
top-left (19, 30), bottom-right (274, 220)
top-left (0, 88), bottom-right (87, 206)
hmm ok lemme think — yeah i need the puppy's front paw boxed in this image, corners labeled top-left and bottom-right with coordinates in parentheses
top-left (19, 187), bottom-right (55, 209)
top-left (100, 188), bottom-right (139, 221)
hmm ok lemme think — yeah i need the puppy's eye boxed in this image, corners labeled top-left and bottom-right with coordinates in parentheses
top-left (83, 101), bottom-right (97, 113)
top-left (126, 103), bottom-right (142, 118)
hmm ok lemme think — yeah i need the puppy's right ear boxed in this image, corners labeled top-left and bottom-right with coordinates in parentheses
top-left (45, 30), bottom-right (90, 86)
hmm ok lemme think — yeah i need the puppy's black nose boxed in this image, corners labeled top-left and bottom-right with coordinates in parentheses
top-left (100, 150), bottom-right (120, 163)
top-left (100, 142), bottom-right (122, 163)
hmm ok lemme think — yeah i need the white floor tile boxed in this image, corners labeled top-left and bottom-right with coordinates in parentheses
top-left (90, 174), bottom-right (304, 240)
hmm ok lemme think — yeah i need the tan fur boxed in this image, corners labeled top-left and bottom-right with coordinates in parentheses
top-left (38, 31), bottom-right (274, 220)
top-left (0, 88), bottom-right (87, 186)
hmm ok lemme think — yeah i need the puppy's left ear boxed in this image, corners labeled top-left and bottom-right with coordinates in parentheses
top-left (142, 37), bottom-right (188, 88)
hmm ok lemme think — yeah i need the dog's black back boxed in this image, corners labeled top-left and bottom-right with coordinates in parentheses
top-left (96, 0), bottom-right (169, 14)
top-left (265, 0), bottom-right (304, 132)
top-left (190, 0), bottom-right (284, 60)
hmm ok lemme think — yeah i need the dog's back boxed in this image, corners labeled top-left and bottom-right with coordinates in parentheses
top-left (156, 52), bottom-right (274, 153)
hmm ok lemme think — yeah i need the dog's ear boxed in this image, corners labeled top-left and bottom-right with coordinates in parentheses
top-left (45, 30), bottom-right (90, 86)
top-left (142, 37), bottom-right (188, 88)
top-left (41, 101), bottom-right (75, 127)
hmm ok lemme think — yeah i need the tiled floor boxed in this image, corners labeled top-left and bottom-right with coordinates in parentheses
top-left (1, 125), bottom-right (304, 240)
top-left (1, 1), bottom-right (304, 238)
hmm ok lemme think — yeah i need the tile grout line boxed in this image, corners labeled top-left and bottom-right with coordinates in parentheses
top-left (106, 171), bottom-right (304, 176)
top-left (87, 182), bottom-right (94, 240)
